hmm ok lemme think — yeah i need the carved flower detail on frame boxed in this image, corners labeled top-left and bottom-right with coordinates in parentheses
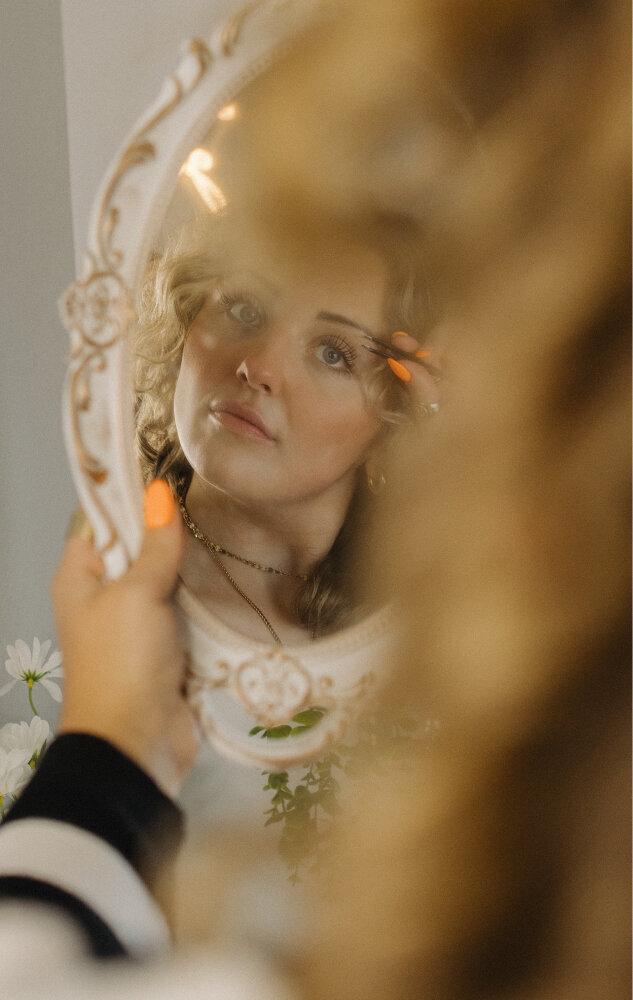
top-left (236, 650), bottom-right (312, 728)
top-left (61, 273), bottom-right (130, 346)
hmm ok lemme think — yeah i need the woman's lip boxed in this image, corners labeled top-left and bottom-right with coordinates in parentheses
top-left (210, 403), bottom-right (275, 441)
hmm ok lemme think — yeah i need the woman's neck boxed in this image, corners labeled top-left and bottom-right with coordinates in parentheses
top-left (182, 473), bottom-right (353, 579)
top-left (176, 473), bottom-right (358, 644)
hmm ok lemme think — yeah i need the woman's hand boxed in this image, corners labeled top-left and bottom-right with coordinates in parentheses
top-left (52, 481), bottom-right (200, 797)
top-left (385, 331), bottom-right (442, 415)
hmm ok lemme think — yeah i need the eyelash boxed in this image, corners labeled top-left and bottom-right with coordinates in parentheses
top-left (316, 335), bottom-right (357, 373)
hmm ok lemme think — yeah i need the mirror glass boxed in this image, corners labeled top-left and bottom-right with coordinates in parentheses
top-left (134, 73), bottom-right (432, 645)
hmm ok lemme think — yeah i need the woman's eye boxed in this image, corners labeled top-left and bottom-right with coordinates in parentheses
top-left (315, 341), bottom-right (355, 371)
top-left (228, 301), bottom-right (262, 327)
top-left (214, 288), bottom-right (264, 328)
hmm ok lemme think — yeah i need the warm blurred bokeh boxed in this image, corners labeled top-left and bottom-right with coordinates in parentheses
top-left (259, 2), bottom-right (630, 999)
top-left (170, 1), bottom-right (630, 996)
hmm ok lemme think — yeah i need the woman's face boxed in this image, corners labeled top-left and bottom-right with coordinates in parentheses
top-left (173, 235), bottom-right (387, 511)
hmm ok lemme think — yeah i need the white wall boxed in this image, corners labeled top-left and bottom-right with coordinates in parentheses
top-left (0, 1), bottom-right (75, 727)
top-left (0, 1), bottom-right (242, 729)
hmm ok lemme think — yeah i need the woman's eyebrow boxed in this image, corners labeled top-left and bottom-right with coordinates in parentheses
top-left (316, 311), bottom-right (375, 337)
top-left (221, 269), bottom-right (279, 294)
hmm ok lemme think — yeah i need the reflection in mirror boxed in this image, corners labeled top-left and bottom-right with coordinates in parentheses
top-left (132, 85), bottom-right (437, 650)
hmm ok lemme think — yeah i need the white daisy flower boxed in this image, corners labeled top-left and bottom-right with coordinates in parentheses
top-left (0, 716), bottom-right (50, 767)
top-left (0, 747), bottom-right (32, 814)
top-left (0, 639), bottom-right (63, 712)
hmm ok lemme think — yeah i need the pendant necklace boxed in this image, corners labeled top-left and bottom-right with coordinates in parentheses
top-left (178, 497), bottom-right (307, 645)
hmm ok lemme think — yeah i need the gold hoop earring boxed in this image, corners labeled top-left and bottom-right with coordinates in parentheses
top-left (367, 470), bottom-right (387, 495)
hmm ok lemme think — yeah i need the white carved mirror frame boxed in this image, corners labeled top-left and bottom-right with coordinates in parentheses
top-left (59, 0), bottom-right (395, 768)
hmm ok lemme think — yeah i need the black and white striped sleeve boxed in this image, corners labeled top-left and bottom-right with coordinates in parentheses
top-left (0, 734), bottom-right (184, 959)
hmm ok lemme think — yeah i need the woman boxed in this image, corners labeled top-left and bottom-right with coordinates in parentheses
top-left (1, 0), bottom-right (628, 994)
top-left (134, 210), bottom-right (439, 645)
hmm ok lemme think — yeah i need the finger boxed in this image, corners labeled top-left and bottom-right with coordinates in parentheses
top-left (392, 330), bottom-right (421, 353)
top-left (127, 480), bottom-right (183, 599)
top-left (51, 536), bottom-right (105, 609)
top-left (388, 332), bottom-right (441, 406)
top-left (393, 330), bottom-right (438, 372)
top-left (387, 357), bottom-right (441, 419)
top-left (409, 363), bottom-right (440, 404)
top-left (387, 357), bottom-right (413, 383)
top-left (66, 507), bottom-right (94, 543)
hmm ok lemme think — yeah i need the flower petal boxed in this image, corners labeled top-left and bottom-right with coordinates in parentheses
top-left (31, 637), bottom-right (42, 668)
top-left (0, 717), bottom-right (50, 758)
top-left (31, 716), bottom-right (50, 748)
top-left (6, 763), bottom-right (31, 797)
top-left (3, 748), bottom-right (31, 771)
top-left (0, 721), bottom-right (23, 748)
top-left (0, 679), bottom-right (16, 697)
top-left (43, 651), bottom-right (62, 672)
top-left (15, 637), bottom-right (31, 661)
top-left (4, 645), bottom-right (22, 680)
top-left (13, 639), bottom-right (32, 673)
top-left (40, 678), bottom-right (62, 702)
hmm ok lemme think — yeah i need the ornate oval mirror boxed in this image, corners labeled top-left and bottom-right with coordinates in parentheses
top-left (59, 0), bottom-right (442, 767)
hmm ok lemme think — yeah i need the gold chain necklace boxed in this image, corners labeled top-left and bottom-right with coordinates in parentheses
top-left (178, 498), bottom-right (307, 580)
top-left (179, 498), bottom-right (307, 645)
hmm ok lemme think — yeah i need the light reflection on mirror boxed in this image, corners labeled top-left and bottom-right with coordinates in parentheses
top-left (179, 149), bottom-right (227, 214)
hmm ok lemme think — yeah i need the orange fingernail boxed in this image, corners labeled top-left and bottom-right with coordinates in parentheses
top-left (393, 331), bottom-right (409, 339)
top-left (416, 349), bottom-right (432, 359)
top-left (144, 479), bottom-right (175, 529)
top-left (387, 357), bottom-right (412, 383)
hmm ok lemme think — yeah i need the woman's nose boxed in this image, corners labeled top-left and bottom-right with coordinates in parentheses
top-left (235, 331), bottom-right (289, 395)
